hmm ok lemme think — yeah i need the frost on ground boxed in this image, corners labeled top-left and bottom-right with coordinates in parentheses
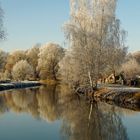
top-left (93, 84), bottom-right (140, 111)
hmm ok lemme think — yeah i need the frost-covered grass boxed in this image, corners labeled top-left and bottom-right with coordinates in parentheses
top-left (94, 84), bottom-right (140, 109)
top-left (107, 84), bottom-right (140, 92)
top-left (0, 81), bottom-right (41, 91)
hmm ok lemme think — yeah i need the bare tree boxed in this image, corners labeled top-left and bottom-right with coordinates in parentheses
top-left (0, 3), bottom-right (5, 40)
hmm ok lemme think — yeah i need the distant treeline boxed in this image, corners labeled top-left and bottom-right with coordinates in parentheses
top-left (0, 43), bottom-right (64, 81)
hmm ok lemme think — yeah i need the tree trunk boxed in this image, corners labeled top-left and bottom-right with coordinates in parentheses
top-left (113, 70), bottom-right (116, 83)
top-left (88, 71), bottom-right (93, 89)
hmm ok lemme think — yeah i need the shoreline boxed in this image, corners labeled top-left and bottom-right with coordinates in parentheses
top-left (94, 85), bottom-right (140, 110)
top-left (1, 82), bottom-right (140, 111)
top-left (76, 84), bottom-right (140, 110)
top-left (0, 81), bottom-right (42, 91)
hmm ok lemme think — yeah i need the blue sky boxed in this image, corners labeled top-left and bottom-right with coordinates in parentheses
top-left (0, 0), bottom-right (139, 52)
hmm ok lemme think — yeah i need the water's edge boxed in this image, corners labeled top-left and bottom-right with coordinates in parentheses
top-left (76, 85), bottom-right (140, 111)
top-left (94, 86), bottom-right (140, 111)
top-left (0, 81), bottom-right (42, 91)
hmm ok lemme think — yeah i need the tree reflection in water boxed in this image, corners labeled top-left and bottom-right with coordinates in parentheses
top-left (0, 85), bottom-right (129, 140)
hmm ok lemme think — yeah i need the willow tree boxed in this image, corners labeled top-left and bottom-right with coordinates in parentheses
top-left (60, 0), bottom-right (127, 88)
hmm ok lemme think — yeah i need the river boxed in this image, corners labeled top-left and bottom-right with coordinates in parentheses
top-left (0, 85), bottom-right (139, 140)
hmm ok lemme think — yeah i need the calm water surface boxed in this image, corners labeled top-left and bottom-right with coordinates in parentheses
top-left (0, 85), bottom-right (140, 140)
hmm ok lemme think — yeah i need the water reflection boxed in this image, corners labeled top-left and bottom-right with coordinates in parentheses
top-left (0, 85), bottom-right (130, 140)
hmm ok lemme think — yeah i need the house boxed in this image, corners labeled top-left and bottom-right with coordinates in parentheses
top-left (105, 73), bottom-right (125, 85)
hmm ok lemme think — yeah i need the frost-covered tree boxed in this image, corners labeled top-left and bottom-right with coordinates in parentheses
top-left (0, 49), bottom-right (8, 72)
top-left (37, 43), bottom-right (64, 80)
top-left (104, 19), bottom-right (127, 77)
top-left (12, 60), bottom-right (34, 81)
top-left (60, 0), bottom-right (127, 88)
top-left (0, 49), bottom-right (9, 80)
top-left (0, 70), bottom-right (11, 80)
top-left (0, 3), bottom-right (5, 40)
top-left (5, 50), bottom-right (26, 73)
top-left (121, 58), bottom-right (140, 79)
top-left (132, 51), bottom-right (140, 64)
top-left (26, 44), bottom-right (40, 79)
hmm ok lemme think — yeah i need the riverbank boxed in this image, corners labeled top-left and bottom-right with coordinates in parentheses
top-left (94, 85), bottom-right (140, 110)
top-left (0, 81), bottom-right (42, 91)
top-left (75, 84), bottom-right (140, 110)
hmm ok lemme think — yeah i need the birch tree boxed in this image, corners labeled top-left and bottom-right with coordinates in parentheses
top-left (60, 0), bottom-right (126, 88)
top-left (104, 19), bottom-right (127, 78)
